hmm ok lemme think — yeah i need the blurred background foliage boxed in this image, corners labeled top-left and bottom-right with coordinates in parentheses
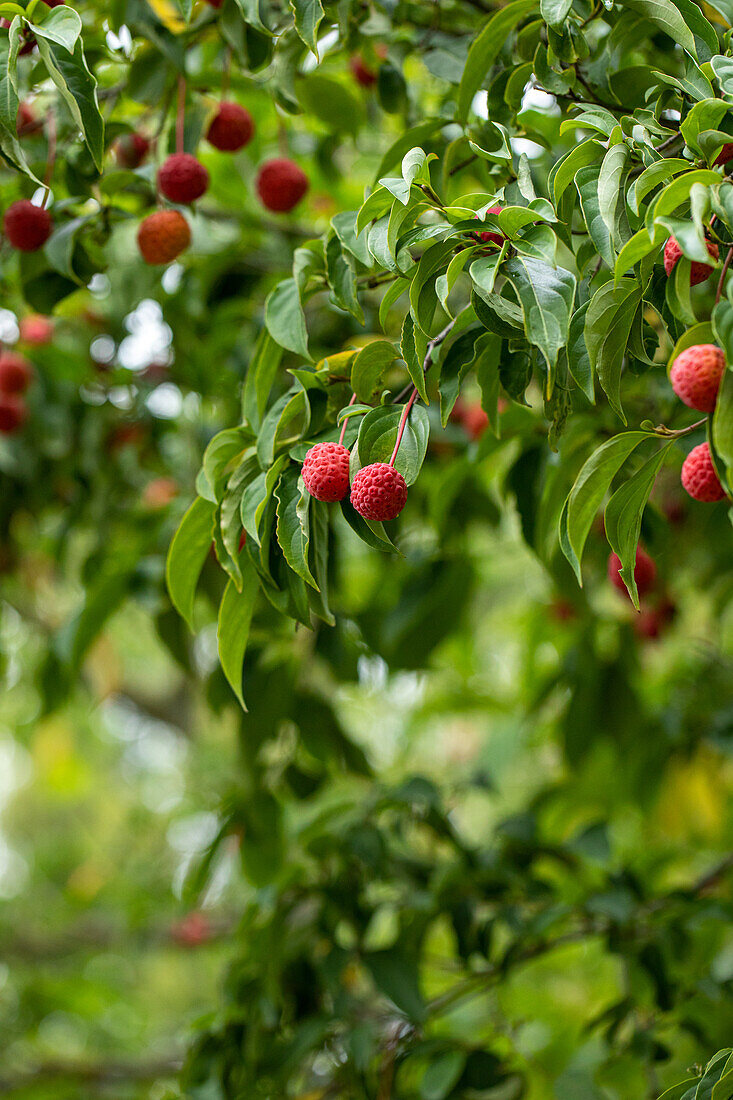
top-left (0, 0), bottom-right (731, 1096)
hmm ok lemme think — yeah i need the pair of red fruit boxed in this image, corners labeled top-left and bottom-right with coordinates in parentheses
top-left (667, 342), bottom-right (728, 503)
top-left (0, 350), bottom-right (34, 433)
top-left (301, 442), bottom-right (408, 522)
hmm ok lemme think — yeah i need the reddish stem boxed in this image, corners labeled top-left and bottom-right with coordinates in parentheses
top-left (338, 392), bottom-right (357, 446)
top-left (176, 76), bottom-right (186, 154)
top-left (41, 109), bottom-right (56, 208)
top-left (389, 388), bottom-right (419, 467)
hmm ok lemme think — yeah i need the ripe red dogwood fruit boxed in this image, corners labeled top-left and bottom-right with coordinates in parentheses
top-left (256, 158), bottom-right (309, 213)
top-left (3, 200), bottom-right (53, 251)
top-left (670, 344), bottom-right (725, 413)
top-left (302, 442), bottom-right (351, 502)
top-left (19, 314), bottom-right (53, 346)
top-left (607, 547), bottom-right (656, 597)
top-left (206, 102), bottom-right (254, 152)
top-left (114, 132), bottom-right (150, 169)
top-left (137, 210), bottom-right (191, 265)
top-left (0, 352), bottom-right (33, 394)
top-left (680, 442), bottom-right (726, 502)
top-left (663, 236), bottom-right (718, 285)
top-left (351, 463), bottom-right (408, 521)
top-left (157, 153), bottom-right (209, 204)
top-left (0, 394), bottom-right (26, 433)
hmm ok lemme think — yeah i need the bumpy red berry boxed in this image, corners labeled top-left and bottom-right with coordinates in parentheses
top-left (476, 205), bottom-right (504, 246)
top-left (4, 200), bottom-right (52, 251)
top-left (0, 352), bottom-right (33, 394)
top-left (0, 394), bottom-right (26, 433)
top-left (206, 102), bottom-right (254, 152)
top-left (137, 210), bottom-right (191, 265)
top-left (663, 236), bottom-right (718, 285)
top-left (302, 442), bottom-right (351, 502)
top-left (670, 344), bottom-right (725, 413)
top-left (351, 462), bottom-right (408, 521)
top-left (608, 547), bottom-right (656, 598)
top-left (114, 132), bottom-right (150, 169)
top-left (158, 153), bottom-right (209, 204)
top-left (715, 142), bottom-right (733, 166)
top-left (681, 442), bottom-right (726, 502)
top-left (256, 158), bottom-right (309, 213)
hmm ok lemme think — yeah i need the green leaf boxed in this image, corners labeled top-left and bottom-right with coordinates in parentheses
top-left (621, 0), bottom-right (696, 56)
top-left (401, 313), bottom-right (429, 403)
top-left (598, 141), bottom-right (629, 245)
top-left (35, 32), bottom-right (104, 171)
top-left (374, 119), bottom-right (446, 183)
top-left (353, 403), bottom-right (430, 485)
top-left (351, 340), bottom-right (399, 403)
top-left (242, 328), bottom-right (283, 431)
top-left (339, 498), bottom-right (399, 552)
top-left (166, 497), bottom-right (215, 629)
top-left (628, 158), bottom-right (691, 216)
top-left (28, 5), bottom-right (81, 50)
top-left (712, 367), bottom-right (733, 492)
top-left (275, 465), bottom-right (318, 589)
top-left (541, 0), bottom-right (572, 26)
top-left (567, 301), bottom-right (594, 402)
top-left (439, 325), bottom-right (482, 425)
top-left (584, 279), bottom-right (642, 421)
top-left (203, 428), bottom-right (250, 503)
top-left (217, 562), bottom-right (259, 709)
top-left (551, 139), bottom-right (603, 201)
top-left (364, 945), bottom-right (426, 1022)
top-left (44, 216), bottom-right (89, 282)
top-left (289, 0), bottom-right (323, 56)
top-left (503, 256), bottom-right (576, 379)
top-left (605, 444), bottom-right (672, 607)
top-left (576, 164), bottom-right (613, 267)
top-left (421, 1052), bottom-right (467, 1100)
top-left (325, 233), bottom-right (364, 323)
top-left (560, 431), bottom-right (650, 582)
top-left (457, 0), bottom-right (537, 122)
top-left (0, 34), bottom-right (40, 183)
top-left (295, 73), bottom-right (364, 133)
top-left (265, 277), bottom-right (310, 360)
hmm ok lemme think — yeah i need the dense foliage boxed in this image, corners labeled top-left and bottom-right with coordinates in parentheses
top-left (0, 0), bottom-right (732, 1095)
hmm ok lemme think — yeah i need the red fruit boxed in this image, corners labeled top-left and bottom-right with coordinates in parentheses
top-left (0, 352), bottom-right (33, 394)
top-left (670, 344), bottom-right (725, 413)
top-left (681, 442), bottom-right (726, 502)
top-left (142, 477), bottom-right (178, 509)
top-left (714, 142), bottom-right (733, 166)
top-left (350, 55), bottom-right (378, 87)
top-left (463, 403), bottom-right (489, 441)
top-left (256, 158), bottom-right (309, 213)
top-left (607, 547), bottom-right (656, 598)
top-left (663, 236), bottom-right (718, 285)
top-left (16, 102), bottom-right (41, 138)
top-left (171, 911), bottom-right (211, 947)
top-left (634, 598), bottom-right (676, 641)
top-left (351, 462), bottom-right (408, 521)
top-left (137, 210), bottom-right (191, 265)
top-left (0, 394), bottom-right (26, 433)
top-left (4, 200), bottom-right (52, 252)
top-left (114, 132), bottom-right (150, 169)
top-left (206, 102), bottom-right (254, 152)
top-left (476, 205), bottom-right (504, 246)
top-left (19, 314), bottom-right (53, 346)
top-left (157, 153), bottom-right (209, 204)
top-left (302, 441), bottom-right (351, 502)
